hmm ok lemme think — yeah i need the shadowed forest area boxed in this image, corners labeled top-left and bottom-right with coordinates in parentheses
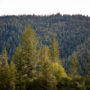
top-left (0, 25), bottom-right (90, 90)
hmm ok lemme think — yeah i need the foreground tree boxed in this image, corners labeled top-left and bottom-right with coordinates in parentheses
top-left (69, 52), bottom-right (80, 78)
top-left (14, 25), bottom-right (38, 80)
top-left (49, 36), bottom-right (67, 81)
top-left (39, 46), bottom-right (57, 90)
top-left (10, 61), bottom-right (17, 90)
top-left (52, 63), bottom-right (67, 81)
top-left (0, 48), bottom-right (10, 90)
top-left (86, 54), bottom-right (90, 76)
top-left (85, 54), bottom-right (90, 90)
top-left (13, 45), bottom-right (24, 80)
top-left (49, 35), bottom-right (60, 63)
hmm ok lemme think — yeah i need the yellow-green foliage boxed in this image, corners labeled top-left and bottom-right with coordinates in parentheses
top-left (49, 35), bottom-right (60, 63)
top-left (38, 46), bottom-right (57, 90)
top-left (39, 46), bottom-right (53, 77)
top-left (14, 25), bottom-right (38, 79)
top-left (69, 52), bottom-right (80, 78)
top-left (0, 48), bottom-right (10, 90)
top-left (52, 63), bottom-right (67, 81)
top-left (39, 46), bottom-right (50, 62)
top-left (10, 61), bottom-right (17, 90)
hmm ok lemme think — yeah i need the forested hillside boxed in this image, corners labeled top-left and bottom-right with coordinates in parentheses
top-left (0, 14), bottom-right (90, 75)
top-left (0, 25), bottom-right (90, 90)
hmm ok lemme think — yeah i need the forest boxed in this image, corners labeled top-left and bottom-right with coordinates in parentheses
top-left (0, 25), bottom-right (90, 90)
top-left (0, 14), bottom-right (90, 89)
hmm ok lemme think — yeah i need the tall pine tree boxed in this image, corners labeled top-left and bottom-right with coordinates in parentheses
top-left (14, 25), bottom-right (38, 79)
top-left (69, 52), bottom-right (80, 78)
top-left (49, 35), bottom-right (60, 63)
top-left (39, 46), bottom-right (57, 90)
top-left (10, 61), bottom-right (17, 90)
top-left (49, 36), bottom-right (67, 81)
top-left (0, 48), bottom-right (10, 90)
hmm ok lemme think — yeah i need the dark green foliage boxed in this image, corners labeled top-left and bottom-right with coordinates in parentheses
top-left (85, 76), bottom-right (90, 90)
top-left (85, 54), bottom-right (90, 90)
top-left (74, 38), bottom-right (90, 75)
top-left (57, 77), bottom-right (86, 90)
top-left (25, 77), bottom-right (57, 90)
top-left (86, 54), bottom-right (90, 76)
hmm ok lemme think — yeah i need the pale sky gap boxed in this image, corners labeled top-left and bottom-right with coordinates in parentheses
top-left (0, 0), bottom-right (90, 16)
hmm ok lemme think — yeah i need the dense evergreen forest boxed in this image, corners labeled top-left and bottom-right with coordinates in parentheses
top-left (0, 14), bottom-right (90, 89)
top-left (0, 14), bottom-right (90, 75)
top-left (0, 25), bottom-right (90, 90)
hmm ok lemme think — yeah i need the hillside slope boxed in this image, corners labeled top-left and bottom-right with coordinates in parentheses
top-left (0, 14), bottom-right (90, 74)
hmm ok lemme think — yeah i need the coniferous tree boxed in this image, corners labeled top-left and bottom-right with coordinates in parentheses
top-left (13, 45), bottom-right (24, 79)
top-left (21, 25), bottom-right (38, 78)
top-left (14, 25), bottom-right (38, 79)
top-left (85, 54), bottom-right (90, 90)
top-left (39, 46), bottom-right (57, 90)
top-left (0, 48), bottom-right (10, 90)
top-left (49, 35), bottom-right (67, 81)
top-left (39, 46), bottom-right (53, 77)
top-left (52, 63), bottom-right (67, 81)
top-left (49, 35), bottom-right (60, 63)
top-left (69, 52), bottom-right (80, 78)
top-left (10, 61), bottom-right (17, 90)
top-left (86, 54), bottom-right (90, 76)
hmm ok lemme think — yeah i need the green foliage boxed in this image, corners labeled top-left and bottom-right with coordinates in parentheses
top-left (0, 14), bottom-right (90, 75)
top-left (14, 25), bottom-right (38, 80)
top-left (85, 76), bottom-right (90, 90)
top-left (57, 77), bottom-right (86, 90)
top-left (69, 53), bottom-right (81, 78)
top-left (86, 54), bottom-right (90, 76)
top-left (0, 24), bottom-right (89, 90)
top-left (25, 77), bottom-right (57, 90)
top-left (49, 36), bottom-right (67, 81)
top-left (52, 63), bottom-right (67, 81)
top-left (38, 46), bottom-right (57, 90)
top-left (10, 61), bottom-right (17, 90)
top-left (13, 45), bottom-right (24, 79)
top-left (0, 48), bottom-right (11, 90)
top-left (49, 35), bottom-right (60, 63)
